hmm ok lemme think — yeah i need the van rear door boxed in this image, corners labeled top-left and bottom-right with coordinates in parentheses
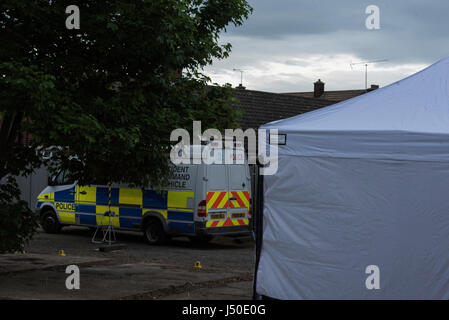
top-left (205, 164), bottom-right (229, 227)
top-left (227, 164), bottom-right (250, 226)
top-left (205, 163), bottom-right (250, 229)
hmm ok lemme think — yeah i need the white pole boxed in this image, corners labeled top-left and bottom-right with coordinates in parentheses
top-left (365, 64), bottom-right (368, 92)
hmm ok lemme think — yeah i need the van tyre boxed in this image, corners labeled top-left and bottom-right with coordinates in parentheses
top-left (143, 219), bottom-right (167, 245)
top-left (40, 209), bottom-right (62, 234)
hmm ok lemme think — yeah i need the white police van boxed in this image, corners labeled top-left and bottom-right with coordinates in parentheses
top-left (36, 143), bottom-right (252, 244)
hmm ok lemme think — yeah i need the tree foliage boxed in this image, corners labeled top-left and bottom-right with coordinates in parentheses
top-left (0, 177), bottom-right (38, 253)
top-left (0, 0), bottom-right (252, 252)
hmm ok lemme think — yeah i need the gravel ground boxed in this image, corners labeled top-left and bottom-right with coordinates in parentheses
top-left (3, 226), bottom-right (255, 299)
top-left (26, 226), bottom-right (255, 273)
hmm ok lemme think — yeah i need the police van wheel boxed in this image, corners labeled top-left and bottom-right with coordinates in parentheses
top-left (41, 210), bottom-right (62, 234)
top-left (143, 219), bottom-right (166, 245)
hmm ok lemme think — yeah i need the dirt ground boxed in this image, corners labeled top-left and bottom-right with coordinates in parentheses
top-left (0, 226), bottom-right (255, 300)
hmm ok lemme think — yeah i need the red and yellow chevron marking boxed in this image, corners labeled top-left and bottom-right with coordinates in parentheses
top-left (228, 191), bottom-right (250, 208)
top-left (206, 191), bottom-right (250, 228)
top-left (206, 218), bottom-right (249, 228)
top-left (207, 191), bottom-right (250, 210)
top-left (207, 191), bottom-right (229, 210)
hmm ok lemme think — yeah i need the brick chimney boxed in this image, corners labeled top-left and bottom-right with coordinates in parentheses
top-left (314, 79), bottom-right (325, 98)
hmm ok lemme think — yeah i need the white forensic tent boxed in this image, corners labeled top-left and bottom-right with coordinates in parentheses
top-left (256, 56), bottom-right (449, 299)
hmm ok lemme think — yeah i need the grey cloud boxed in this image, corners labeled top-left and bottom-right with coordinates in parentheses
top-left (284, 59), bottom-right (310, 67)
top-left (206, 0), bottom-right (449, 92)
top-left (231, 0), bottom-right (368, 38)
top-left (233, 0), bottom-right (449, 38)
top-left (224, 0), bottom-right (449, 63)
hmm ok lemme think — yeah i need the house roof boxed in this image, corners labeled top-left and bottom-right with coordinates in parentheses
top-left (232, 88), bottom-right (334, 130)
top-left (282, 89), bottom-right (371, 102)
top-left (265, 56), bottom-right (449, 135)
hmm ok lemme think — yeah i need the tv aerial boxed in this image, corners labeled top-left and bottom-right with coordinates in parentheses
top-left (233, 68), bottom-right (245, 87)
top-left (350, 59), bottom-right (388, 91)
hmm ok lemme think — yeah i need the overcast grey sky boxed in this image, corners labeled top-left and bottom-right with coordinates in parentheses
top-left (204, 0), bottom-right (449, 93)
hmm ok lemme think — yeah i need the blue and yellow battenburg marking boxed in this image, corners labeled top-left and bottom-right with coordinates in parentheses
top-left (37, 186), bottom-right (195, 234)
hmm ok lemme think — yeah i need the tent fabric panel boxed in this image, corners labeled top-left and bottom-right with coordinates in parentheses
top-left (273, 131), bottom-right (449, 162)
top-left (256, 154), bottom-right (449, 299)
